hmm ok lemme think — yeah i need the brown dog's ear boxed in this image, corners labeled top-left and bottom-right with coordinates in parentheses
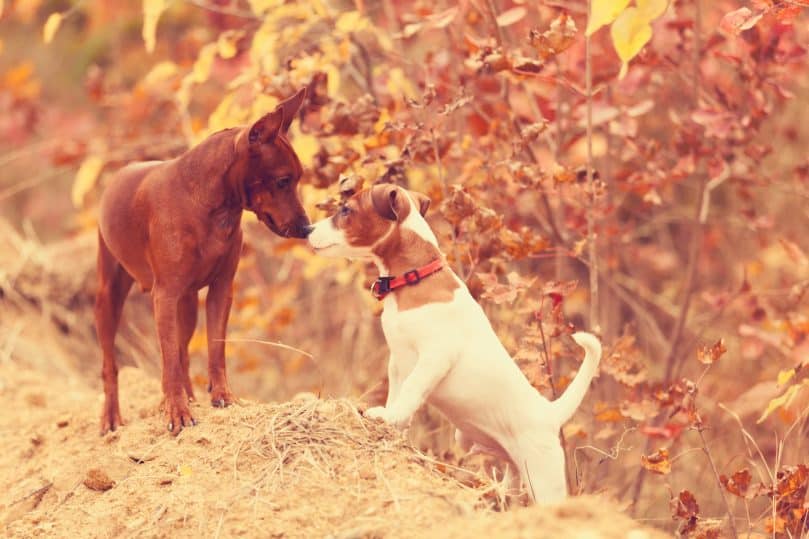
top-left (411, 191), bottom-right (430, 217)
top-left (248, 88), bottom-right (307, 146)
top-left (370, 184), bottom-right (403, 221)
top-left (279, 87), bottom-right (307, 133)
top-left (248, 109), bottom-right (283, 146)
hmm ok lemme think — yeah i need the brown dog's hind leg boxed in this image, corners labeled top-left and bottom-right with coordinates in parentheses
top-left (178, 292), bottom-right (198, 402)
top-left (95, 232), bottom-right (134, 435)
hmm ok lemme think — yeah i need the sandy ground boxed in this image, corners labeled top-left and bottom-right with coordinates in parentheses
top-left (0, 362), bottom-right (670, 539)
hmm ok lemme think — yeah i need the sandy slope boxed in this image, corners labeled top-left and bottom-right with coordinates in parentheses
top-left (0, 362), bottom-right (669, 539)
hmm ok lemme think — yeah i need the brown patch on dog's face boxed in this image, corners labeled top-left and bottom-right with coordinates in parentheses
top-left (332, 186), bottom-right (401, 247)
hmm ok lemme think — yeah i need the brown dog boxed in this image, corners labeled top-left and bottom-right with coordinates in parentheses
top-left (95, 89), bottom-right (311, 435)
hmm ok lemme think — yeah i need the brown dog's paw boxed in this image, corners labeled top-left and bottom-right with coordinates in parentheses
top-left (209, 386), bottom-right (235, 408)
top-left (99, 406), bottom-right (125, 436)
top-left (164, 397), bottom-right (196, 435)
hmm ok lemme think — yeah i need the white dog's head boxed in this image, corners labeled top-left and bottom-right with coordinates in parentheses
top-left (308, 183), bottom-right (432, 259)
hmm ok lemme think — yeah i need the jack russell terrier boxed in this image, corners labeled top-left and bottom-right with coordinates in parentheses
top-left (307, 183), bottom-right (602, 503)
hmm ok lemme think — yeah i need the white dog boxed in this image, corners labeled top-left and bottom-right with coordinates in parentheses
top-left (307, 183), bottom-right (602, 503)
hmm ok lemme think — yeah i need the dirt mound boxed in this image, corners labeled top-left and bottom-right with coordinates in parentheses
top-left (0, 363), bottom-right (668, 538)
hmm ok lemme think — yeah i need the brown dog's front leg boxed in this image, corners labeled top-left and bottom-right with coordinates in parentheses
top-left (206, 239), bottom-right (240, 408)
top-left (178, 292), bottom-right (199, 402)
top-left (153, 289), bottom-right (195, 434)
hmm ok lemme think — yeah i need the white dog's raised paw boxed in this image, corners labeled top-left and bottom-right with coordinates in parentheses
top-left (363, 406), bottom-right (390, 422)
top-left (364, 406), bottom-right (409, 428)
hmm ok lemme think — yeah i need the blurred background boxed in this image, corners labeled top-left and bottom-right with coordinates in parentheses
top-left (1, 0), bottom-right (807, 532)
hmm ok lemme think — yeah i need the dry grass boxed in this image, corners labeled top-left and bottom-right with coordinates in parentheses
top-left (0, 220), bottom-right (667, 537)
top-left (0, 366), bottom-right (666, 538)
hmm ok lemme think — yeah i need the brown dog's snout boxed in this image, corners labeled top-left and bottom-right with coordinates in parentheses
top-left (287, 216), bottom-right (312, 239)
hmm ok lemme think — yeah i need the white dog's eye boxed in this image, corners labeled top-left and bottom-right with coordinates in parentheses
top-left (338, 205), bottom-right (351, 217)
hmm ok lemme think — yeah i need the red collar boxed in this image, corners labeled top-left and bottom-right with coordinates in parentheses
top-left (371, 259), bottom-right (444, 300)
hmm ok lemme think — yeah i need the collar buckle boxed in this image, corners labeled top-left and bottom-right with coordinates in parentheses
top-left (403, 269), bottom-right (421, 285)
top-left (371, 276), bottom-right (394, 299)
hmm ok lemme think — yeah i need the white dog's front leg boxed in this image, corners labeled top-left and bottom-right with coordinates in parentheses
top-left (366, 354), bottom-right (450, 428)
top-left (385, 353), bottom-right (404, 408)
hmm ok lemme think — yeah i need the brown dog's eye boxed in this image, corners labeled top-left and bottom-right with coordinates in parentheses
top-left (276, 176), bottom-right (291, 189)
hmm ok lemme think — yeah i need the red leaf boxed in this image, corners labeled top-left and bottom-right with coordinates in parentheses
top-left (640, 423), bottom-right (686, 440)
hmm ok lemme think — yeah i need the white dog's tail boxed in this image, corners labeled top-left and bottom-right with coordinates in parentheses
top-left (552, 332), bottom-right (602, 425)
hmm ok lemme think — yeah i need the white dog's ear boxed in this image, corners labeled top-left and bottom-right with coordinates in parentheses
top-left (410, 191), bottom-right (430, 217)
top-left (371, 184), bottom-right (405, 221)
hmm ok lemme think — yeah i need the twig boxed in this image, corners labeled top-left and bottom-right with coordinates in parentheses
top-left (216, 338), bottom-right (313, 358)
top-left (585, 0), bottom-right (599, 333)
top-left (696, 426), bottom-right (739, 539)
top-left (630, 1), bottom-right (705, 512)
top-left (573, 427), bottom-right (636, 494)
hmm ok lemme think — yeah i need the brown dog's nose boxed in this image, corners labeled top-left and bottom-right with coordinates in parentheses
top-left (302, 225), bottom-right (314, 237)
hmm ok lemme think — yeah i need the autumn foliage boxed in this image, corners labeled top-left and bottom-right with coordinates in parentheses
top-left (1, 0), bottom-right (808, 536)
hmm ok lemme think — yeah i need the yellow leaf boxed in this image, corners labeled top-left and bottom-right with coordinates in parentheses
top-left (335, 10), bottom-right (369, 34)
top-left (178, 464), bottom-right (193, 477)
top-left (325, 64), bottom-right (341, 97)
top-left (207, 92), bottom-right (248, 135)
top-left (586, 0), bottom-right (631, 36)
top-left (610, 7), bottom-right (653, 79)
top-left (757, 381), bottom-right (807, 423)
top-left (142, 0), bottom-right (167, 54)
top-left (72, 156), bottom-right (105, 208)
top-left (217, 30), bottom-right (243, 60)
top-left (289, 127), bottom-right (319, 169)
top-left (637, 0), bottom-right (669, 20)
top-left (190, 43), bottom-right (217, 84)
top-left (777, 368), bottom-right (796, 387)
top-left (142, 61), bottom-right (177, 86)
top-left (247, 0), bottom-right (282, 14)
top-left (42, 12), bottom-right (62, 44)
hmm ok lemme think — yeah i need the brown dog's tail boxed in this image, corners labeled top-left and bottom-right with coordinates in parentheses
top-left (552, 332), bottom-right (602, 426)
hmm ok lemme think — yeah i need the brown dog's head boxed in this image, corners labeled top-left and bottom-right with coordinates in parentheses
top-left (242, 88), bottom-right (311, 239)
top-left (307, 183), bottom-right (432, 259)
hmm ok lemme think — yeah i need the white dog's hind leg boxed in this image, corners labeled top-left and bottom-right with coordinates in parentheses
top-left (507, 436), bottom-right (568, 504)
top-left (455, 429), bottom-right (510, 459)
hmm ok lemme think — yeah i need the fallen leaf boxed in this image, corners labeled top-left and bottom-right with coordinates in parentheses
top-left (84, 469), bottom-right (114, 491)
